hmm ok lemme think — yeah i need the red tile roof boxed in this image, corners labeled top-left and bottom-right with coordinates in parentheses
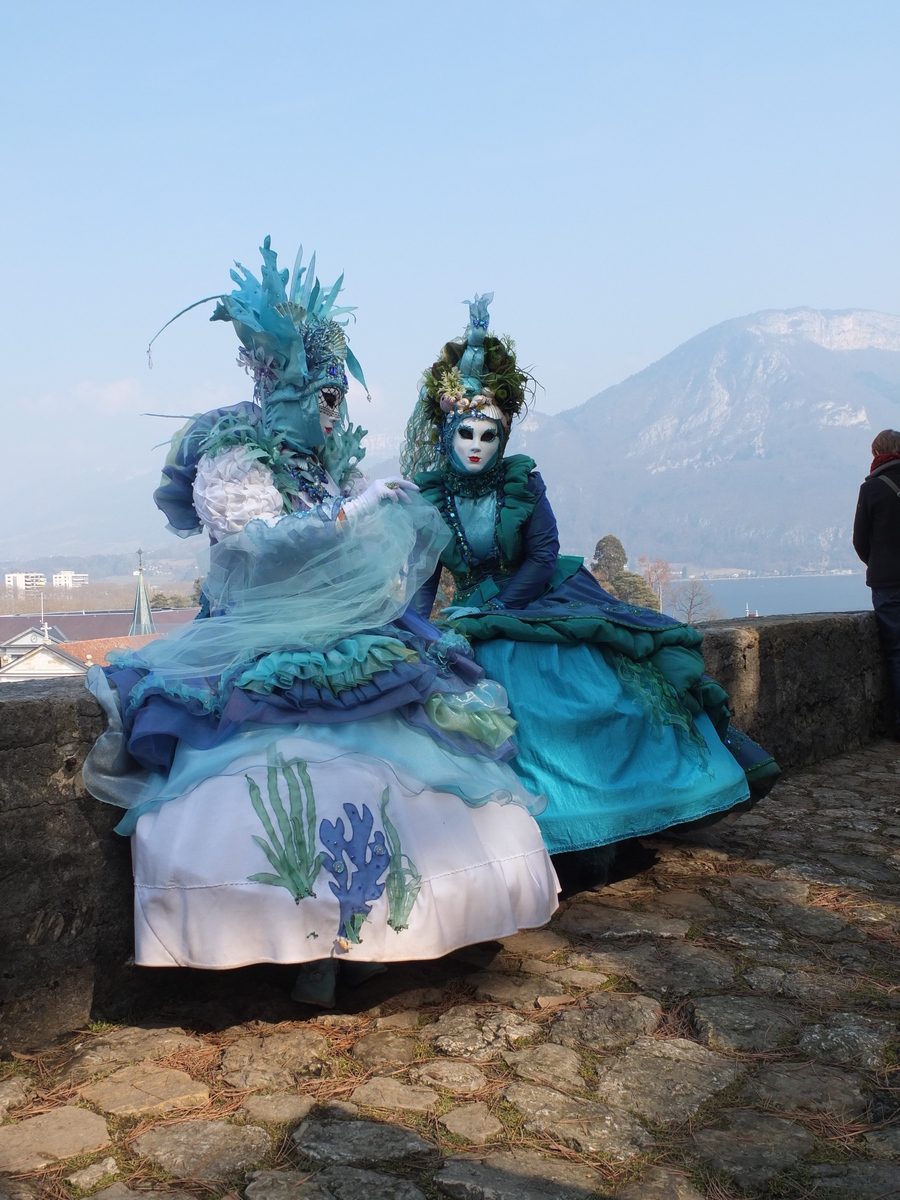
top-left (62, 634), bottom-right (162, 666)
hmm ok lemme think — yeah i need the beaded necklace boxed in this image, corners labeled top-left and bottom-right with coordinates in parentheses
top-left (440, 461), bottom-right (506, 570)
top-left (283, 453), bottom-right (335, 507)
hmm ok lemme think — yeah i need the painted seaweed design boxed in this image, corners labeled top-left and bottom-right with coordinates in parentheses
top-left (319, 804), bottom-right (390, 944)
top-left (246, 748), bottom-right (323, 901)
top-left (380, 787), bottom-right (421, 931)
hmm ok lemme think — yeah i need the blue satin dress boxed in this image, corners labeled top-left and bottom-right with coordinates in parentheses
top-left (414, 455), bottom-right (778, 856)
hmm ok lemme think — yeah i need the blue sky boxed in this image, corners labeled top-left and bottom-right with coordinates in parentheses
top-left (2, 1), bottom-right (899, 555)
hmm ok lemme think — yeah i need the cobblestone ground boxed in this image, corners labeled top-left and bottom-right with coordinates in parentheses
top-left (2, 743), bottom-right (899, 1200)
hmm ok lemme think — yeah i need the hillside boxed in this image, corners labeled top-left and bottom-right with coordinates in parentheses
top-left (512, 308), bottom-right (900, 570)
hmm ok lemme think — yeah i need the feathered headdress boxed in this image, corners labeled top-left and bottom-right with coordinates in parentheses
top-left (400, 294), bottom-right (534, 478)
top-left (148, 236), bottom-right (369, 455)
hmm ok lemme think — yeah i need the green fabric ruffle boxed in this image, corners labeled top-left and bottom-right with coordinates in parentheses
top-left (423, 682), bottom-right (518, 750)
top-left (234, 635), bottom-right (419, 696)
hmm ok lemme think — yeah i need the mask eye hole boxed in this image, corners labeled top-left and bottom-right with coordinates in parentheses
top-left (458, 426), bottom-right (475, 440)
top-left (481, 430), bottom-right (497, 443)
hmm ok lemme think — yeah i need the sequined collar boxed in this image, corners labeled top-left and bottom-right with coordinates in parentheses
top-left (442, 458), bottom-right (505, 498)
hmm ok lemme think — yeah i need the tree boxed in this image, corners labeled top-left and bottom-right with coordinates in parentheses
top-left (190, 577), bottom-right (205, 605)
top-left (638, 555), bottom-right (673, 610)
top-left (667, 578), bottom-right (725, 624)
top-left (591, 535), bottom-right (627, 583)
top-left (612, 569), bottom-right (661, 610)
top-left (589, 534), bottom-right (660, 610)
top-left (150, 591), bottom-right (190, 610)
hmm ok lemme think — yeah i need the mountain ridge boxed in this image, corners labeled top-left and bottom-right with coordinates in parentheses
top-left (510, 307), bottom-right (900, 571)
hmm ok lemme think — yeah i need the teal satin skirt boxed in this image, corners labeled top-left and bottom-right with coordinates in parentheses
top-left (474, 638), bottom-right (750, 854)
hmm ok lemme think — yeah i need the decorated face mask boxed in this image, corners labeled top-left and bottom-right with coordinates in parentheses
top-left (450, 417), bottom-right (502, 474)
top-left (318, 382), bottom-right (345, 438)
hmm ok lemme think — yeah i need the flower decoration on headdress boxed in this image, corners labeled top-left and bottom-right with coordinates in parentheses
top-left (400, 294), bottom-right (535, 478)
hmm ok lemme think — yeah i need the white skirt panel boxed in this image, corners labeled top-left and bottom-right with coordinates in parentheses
top-left (132, 736), bottom-right (559, 967)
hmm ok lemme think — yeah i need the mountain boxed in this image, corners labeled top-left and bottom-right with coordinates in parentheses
top-left (511, 308), bottom-right (900, 571)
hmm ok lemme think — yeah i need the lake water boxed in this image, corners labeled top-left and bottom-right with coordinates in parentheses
top-left (698, 574), bottom-right (871, 619)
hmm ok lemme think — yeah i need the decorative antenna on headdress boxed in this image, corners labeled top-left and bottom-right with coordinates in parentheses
top-left (457, 293), bottom-right (494, 393)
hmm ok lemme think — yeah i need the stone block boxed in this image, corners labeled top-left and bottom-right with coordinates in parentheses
top-left (292, 1118), bottom-right (434, 1166)
top-left (594, 1037), bottom-right (743, 1125)
top-left (419, 1005), bottom-right (533, 1060)
top-left (350, 1078), bottom-right (437, 1112)
top-left (348, 1030), bottom-right (415, 1071)
top-left (65, 1026), bottom-right (203, 1080)
top-left (693, 1111), bottom-right (814, 1188)
top-left (689, 995), bottom-right (799, 1052)
top-left (468, 971), bottom-right (566, 1010)
top-left (409, 1061), bottom-right (487, 1094)
top-left (504, 1043), bottom-right (585, 1094)
top-left (743, 1061), bottom-right (867, 1117)
top-left (435, 1149), bottom-right (602, 1200)
top-left (240, 1094), bottom-right (316, 1125)
top-left (221, 1028), bottom-right (328, 1089)
top-left (439, 1103), bottom-right (504, 1144)
top-left (0, 1106), bottom-right (110, 1173)
top-left (504, 1081), bottom-right (650, 1160)
top-left (797, 1012), bottom-right (898, 1068)
top-left (80, 1063), bottom-right (209, 1116)
top-left (133, 1119), bottom-right (270, 1180)
top-left (550, 991), bottom-right (661, 1052)
top-left (66, 1157), bottom-right (119, 1189)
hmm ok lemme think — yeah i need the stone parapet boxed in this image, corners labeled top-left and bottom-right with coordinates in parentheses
top-left (0, 612), bottom-right (891, 1053)
top-left (0, 679), bottom-right (132, 1054)
top-left (699, 610), bottom-right (890, 768)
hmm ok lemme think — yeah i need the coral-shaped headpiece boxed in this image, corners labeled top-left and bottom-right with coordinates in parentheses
top-left (210, 236), bottom-right (368, 410)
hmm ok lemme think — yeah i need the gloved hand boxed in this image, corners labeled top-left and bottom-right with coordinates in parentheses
top-left (341, 477), bottom-right (419, 518)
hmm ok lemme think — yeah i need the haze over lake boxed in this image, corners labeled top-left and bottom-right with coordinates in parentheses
top-left (697, 573), bottom-right (871, 620)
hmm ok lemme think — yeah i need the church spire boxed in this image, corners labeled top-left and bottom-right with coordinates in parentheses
top-left (129, 548), bottom-right (157, 636)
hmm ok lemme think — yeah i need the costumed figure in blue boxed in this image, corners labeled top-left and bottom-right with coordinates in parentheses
top-left (402, 294), bottom-right (779, 890)
top-left (82, 242), bottom-right (558, 1006)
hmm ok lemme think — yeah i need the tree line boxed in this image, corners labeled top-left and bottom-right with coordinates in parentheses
top-left (591, 535), bottom-right (723, 623)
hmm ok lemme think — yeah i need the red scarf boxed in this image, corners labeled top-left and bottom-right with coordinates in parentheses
top-left (871, 452), bottom-right (900, 473)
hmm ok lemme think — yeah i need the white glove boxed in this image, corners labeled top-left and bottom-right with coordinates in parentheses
top-left (341, 476), bottom-right (419, 518)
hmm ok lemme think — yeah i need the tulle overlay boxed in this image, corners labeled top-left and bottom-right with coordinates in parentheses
top-left (84, 494), bottom-right (559, 967)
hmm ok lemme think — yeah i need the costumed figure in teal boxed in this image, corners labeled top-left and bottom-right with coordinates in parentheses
top-left (82, 242), bottom-right (559, 1007)
top-left (402, 294), bottom-right (779, 891)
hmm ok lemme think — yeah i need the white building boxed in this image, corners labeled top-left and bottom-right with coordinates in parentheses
top-left (51, 571), bottom-right (89, 589)
top-left (0, 625), bottom-right (68, 666)
top-left (5, 572), bottom-right (46, 591)
top-left (0, 643), bottom-right (87, 682)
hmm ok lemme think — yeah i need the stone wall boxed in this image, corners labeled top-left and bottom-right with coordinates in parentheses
top-left (0, 611), bottom-right (892, 1054)
top-left (699, 611), bottom-right (891, 768)
top-left (0, 681), bottom-right (133, 1054)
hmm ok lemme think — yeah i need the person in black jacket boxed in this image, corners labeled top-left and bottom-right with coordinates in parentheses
top-left (853, 428), bottom-right (900, 737)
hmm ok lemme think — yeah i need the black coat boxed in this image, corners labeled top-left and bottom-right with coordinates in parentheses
top-left (853, 461), bottom-right (900, 588)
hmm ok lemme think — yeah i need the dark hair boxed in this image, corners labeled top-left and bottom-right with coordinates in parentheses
top-left (871, 429), bottom-right (900, 456)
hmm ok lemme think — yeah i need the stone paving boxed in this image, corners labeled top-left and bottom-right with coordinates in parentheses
top-left (1, 742), bottom-right (899, 1199)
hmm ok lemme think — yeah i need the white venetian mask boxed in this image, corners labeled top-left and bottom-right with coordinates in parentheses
top-left (451, 417), bottom-right (502, 474)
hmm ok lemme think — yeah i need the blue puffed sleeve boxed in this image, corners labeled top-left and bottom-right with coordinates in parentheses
top-left (495, 472), bottom-right (560, 608)
top-left (153, 401), bottom-right (261, 538)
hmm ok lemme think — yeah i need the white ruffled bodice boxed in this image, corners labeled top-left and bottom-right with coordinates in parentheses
top-left (192, 446), bottom-right (370, 541)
